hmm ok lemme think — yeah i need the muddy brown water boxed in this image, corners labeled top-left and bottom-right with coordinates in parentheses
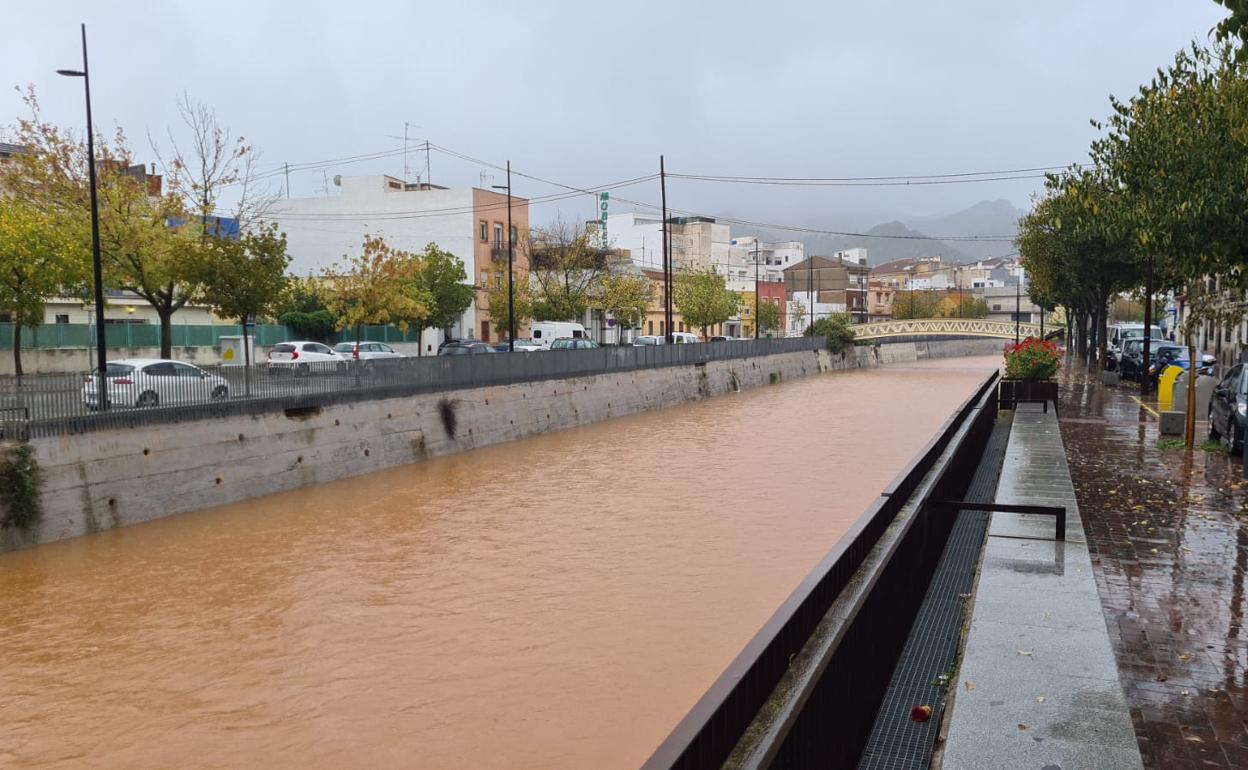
top-left (0, 357), bottom-right (998, 769)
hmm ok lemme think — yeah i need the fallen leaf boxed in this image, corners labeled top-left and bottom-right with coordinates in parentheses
top-left (1036, 696), bottom-right (1046, 704)
top-left (1185, 735), bottom-right (1203, 743)
top-left (1181, 689), bottom-right (1191, 696)
top-left (1178, 653), bottom-right (1191, 662)
top-left (1017, 723), bottom-right (1028, 731)
top-left (1017, 649), bottom-right (1034, 657)
top-left (964, 681), bottom-right (975, 692)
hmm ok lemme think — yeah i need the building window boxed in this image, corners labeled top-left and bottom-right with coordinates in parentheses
top-left (493, 224), bottom-right (503, 246)
top-left (992, 304), bottom-right (1002, 311)
top-left (648, 320), bottom-right (654, 335)
top-left (480, 221), bottom-right (488, 242)
top-left (510, 225), bottom-right (518, 245)
top-left (55, 314), bottom-right (70, 324)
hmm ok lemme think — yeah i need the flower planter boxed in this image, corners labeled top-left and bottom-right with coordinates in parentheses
top-left (999, 378), bottom-right (1059, 412)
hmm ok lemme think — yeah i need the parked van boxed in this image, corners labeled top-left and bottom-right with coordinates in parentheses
top-left (1109, 324), bottom-right (1163, 352)
top-left (671, 332), bottom-right (700, 344)
top-left (530, 321), bottom-right (588, 348)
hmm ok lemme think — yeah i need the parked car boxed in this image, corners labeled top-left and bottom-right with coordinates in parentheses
top-left (549, 337), bottom-right (600, 350)
top-left (492, 339), bottom-right (545, 352)
top-left (1147, 344), bottom-right (1189, 380)
top-left (82, 359), bottom-right (229, 409)
top-left (437, 341), bottom-right (495, 355)
top-left (1118, 337), bottom-right (1167, 381)
top-left (332, 341), bottom-right (404, 361)
top-left (267, 341), bottom-right (344, 375)
top-left (530, 321), bottom-right (588, 348)
top-left (671, 332), bottom-right (700, 344)
top-left (1209, 363), bottom-right (1247, 455)
top-left (633, 335), bottom-right (663, 346)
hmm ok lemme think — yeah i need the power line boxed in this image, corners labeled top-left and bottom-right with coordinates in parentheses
top-left (667, 164), bottom-right (1089, 184)
top-left (667, 172), bottom-right (1057, 187)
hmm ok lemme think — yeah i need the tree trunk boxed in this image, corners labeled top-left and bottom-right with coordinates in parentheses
top-left (242, 321), bottom-right (252, 397)
top-left (1075, 309), bottom-right (1087, 358)
top-left (1097, 297), bottom-right (1109, 370)
top-left (415, 324), bottom-right (425, 357)
top-left (1142, 256), bottom-right (1154, 394)
top-left (13, 323), bottom-right (22, 378)
top-left (158, 306), bottom-right (174, 359)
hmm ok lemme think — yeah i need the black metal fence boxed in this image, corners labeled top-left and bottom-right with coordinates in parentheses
top-left (0, 337), bottom-right (826, 440)
top-left (641, 369), bottom-right (1000, 770)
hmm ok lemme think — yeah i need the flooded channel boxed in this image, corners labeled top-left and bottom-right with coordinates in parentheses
top-left (0, 356), bottom-right (997, 769)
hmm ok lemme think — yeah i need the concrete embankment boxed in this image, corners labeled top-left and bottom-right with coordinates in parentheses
top-left (1, 337), bottom-right (1004, 552)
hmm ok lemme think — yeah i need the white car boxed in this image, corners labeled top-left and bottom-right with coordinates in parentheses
top-left (267, 341), bottom-right (344, 375)
top-left (332, 341), bottom-right (404, 361)
top-left (82, 358), bottom-right (229, 409)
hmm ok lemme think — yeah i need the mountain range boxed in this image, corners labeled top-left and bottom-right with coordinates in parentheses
top-left (763, 199), bottom-right (1025, 266)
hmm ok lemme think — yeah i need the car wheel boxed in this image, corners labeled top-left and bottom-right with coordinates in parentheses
top-left (1209, 407), bottom-right (1221, 440)
top-left (211, 385), bottom-right (229, 401)
top-left (137, 391), bottom-right (159, 408)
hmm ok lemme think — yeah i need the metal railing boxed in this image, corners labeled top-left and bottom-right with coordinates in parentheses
top-left (0, 322), bottom-right (429, 350)
top-left (642, 369), bottom-right (1001, 769)
top-left (0, 337), bottom-right (826, 440)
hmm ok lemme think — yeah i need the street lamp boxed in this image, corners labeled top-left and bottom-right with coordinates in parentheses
top-left (59, 23), bottom-right (108, 410)
top-left (754, 239), bottom-right (760, 339)
top-left (491, 161), bottom-right (514, 353)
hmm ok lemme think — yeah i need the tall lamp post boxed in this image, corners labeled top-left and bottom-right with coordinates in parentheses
top-left (58, 23), bottom-right (108, 409)
top-left (754, 239), bottom-right (760, 339)
top-left (491, 162), bottom-right (514, 352)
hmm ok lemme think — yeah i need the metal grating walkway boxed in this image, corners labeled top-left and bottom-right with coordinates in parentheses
top-left (856, 414), bottom-right (1012, 770)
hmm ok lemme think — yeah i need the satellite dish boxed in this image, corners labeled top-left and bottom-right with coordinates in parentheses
top-left (332, 175), bottom-right (342, 186)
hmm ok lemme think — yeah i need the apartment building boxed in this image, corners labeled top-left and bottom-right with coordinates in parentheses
top-left (264, 175), bottom-right (529, 348)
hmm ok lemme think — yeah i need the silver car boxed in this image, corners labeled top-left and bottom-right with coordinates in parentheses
top-left (82, 358), bottom-right (230, 409)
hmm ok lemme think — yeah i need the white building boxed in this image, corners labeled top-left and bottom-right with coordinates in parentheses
top-left (262, 175), bottom-right (529, 348)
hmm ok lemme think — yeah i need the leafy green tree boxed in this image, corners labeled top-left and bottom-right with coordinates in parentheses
top-left (935, 295), bottom-right (989, 318)
top-left (788, 298), bottom-right (807, 334)
top-left (194, 223), bottom-right (290, 376)
top-left (407, 244), bottom-right (473, 354)
top-left (322, 234), bottom-right (431, 350)
top-left (890, 290), bottom-right (943, 319)
top-left (484, 267), bottom-right (535, 340)
top-left (0, 198), bottom-right (88, 376)
top-left (597, 270), bottom-right (651, 340)
top-left (673, 268), bottom-right (740, 339)
top-left (1215, 0), bottom-right (1248, 59)
top-left (804, 314), bottom-right (856, 354)
top-left (757, 297), bottom-right (781, 335)
top-left (277, 277), bottom-right (337, 340)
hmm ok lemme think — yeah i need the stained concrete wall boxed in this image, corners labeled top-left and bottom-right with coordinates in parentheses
top-left (1, 337), bottom-right (1004, 552)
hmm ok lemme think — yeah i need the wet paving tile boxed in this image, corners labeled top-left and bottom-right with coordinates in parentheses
top-left (1058, 365), bottom-right (1248, 769)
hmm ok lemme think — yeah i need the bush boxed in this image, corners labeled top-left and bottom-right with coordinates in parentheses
top-left (278, 309), bottom-right (337, 341)
top-left (1003, 337), bottom-right (1061, 380)
top-left (805, 314), bottom-right (856, 354)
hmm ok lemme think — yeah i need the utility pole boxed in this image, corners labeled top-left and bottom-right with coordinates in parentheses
top-left (425, 140), bottom-right (432, 187)
top-left (754, 239), bottom-right (760, 339)
top-left (1015, 275), bottom-right (1021, 344)
top-left (284, 162), bottom-right (290, 199)
top-left (1142, 255), bottom-right (1155, 393)
top-left (403, 122), bottom-right (410, 183)
top-left (661, 155), bottom-right (672, 344)
top-left (807, 255), bottom-right (814, 332)
top-left (491, 164), bottom-right (515, 351)
top-left (58, 24), bottom-right (107, 409)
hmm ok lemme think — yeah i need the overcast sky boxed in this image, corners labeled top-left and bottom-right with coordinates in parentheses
top-left (1, 0), bottom-right (1230, 235)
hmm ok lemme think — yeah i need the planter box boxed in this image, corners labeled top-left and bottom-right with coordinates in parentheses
top-left (999, 378), bottom-right (1059, 412)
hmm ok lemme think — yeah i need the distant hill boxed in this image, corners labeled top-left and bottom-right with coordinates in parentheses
top-left (762, 200), bottom-right (1024, 266)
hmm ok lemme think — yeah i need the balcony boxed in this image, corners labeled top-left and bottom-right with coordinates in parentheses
top-left (490, 244), bottom-right (510, 261)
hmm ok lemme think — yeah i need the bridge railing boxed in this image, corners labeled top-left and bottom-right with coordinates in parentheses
top-left (642, 368), bottom-right (1001, 769)
top-left (851, 318), bottom-right (1052, 340)
top-left (0, 336), bottom-right (827, 440)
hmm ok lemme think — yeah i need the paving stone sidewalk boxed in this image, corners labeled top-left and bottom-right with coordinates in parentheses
top-left (1059, 365), bottom-right (1248, 769)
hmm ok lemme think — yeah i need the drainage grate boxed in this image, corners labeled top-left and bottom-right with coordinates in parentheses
top-left (857, 414), bottom-right (1012, 770)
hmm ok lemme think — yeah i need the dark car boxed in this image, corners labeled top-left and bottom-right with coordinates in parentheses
top-left (437, 341), bottom-right (495, 356)
top-left (1118, 338), bottom-right (1167, 381)
top-left (1209, 363), bottom-right (1247, 455)
top-left (1146, 344), bottom-right (1187, 380)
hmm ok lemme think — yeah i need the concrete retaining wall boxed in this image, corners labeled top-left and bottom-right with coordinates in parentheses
top-left (1, 338), bottom-right (1002, 552)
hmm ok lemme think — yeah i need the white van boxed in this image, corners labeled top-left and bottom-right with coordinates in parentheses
top-left (671, 332), bottom-right (700, 344)
top-left (530, 321), bottom-right (588, 348)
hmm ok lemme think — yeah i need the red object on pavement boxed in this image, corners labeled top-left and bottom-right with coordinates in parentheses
top-left (911, 705), bottom-right (933, 723)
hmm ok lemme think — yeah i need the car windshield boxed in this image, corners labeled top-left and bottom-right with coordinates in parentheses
top-left (333, 343), bottom-right (355, 352)
top-left (550, 339), bottom-right (573, 349)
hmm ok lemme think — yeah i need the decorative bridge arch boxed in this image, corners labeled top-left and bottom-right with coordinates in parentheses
top-left (850, 318), bottom-right (1056, 341)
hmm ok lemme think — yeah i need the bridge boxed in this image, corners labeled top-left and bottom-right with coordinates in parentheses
top-left (850, 317), bottom-right (1053, 341)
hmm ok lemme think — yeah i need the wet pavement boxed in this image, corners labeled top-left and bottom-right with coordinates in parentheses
top-left (1059, 364), bottom-right (1248, 769)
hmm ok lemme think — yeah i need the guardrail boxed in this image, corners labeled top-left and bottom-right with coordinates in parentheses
top-left (0, 337), bottom-right (826, 440)
top-left (642, 368), bottom-right (1001, 769)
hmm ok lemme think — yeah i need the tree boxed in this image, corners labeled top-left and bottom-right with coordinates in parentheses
top-left (0, 198), bottom-right (88, 376)
top-left (1215, 0), bottom-right (1248, 60)
top-left (322, 234), bottom-right (431, 349)
top-left (527, 220), bottom-right (606, 321)
top-left (194, 223), bottom-right (290, 387)
top-left (277, 277), bottom-right (338, 340)
top-left (804, 314), bottom-right (856, 354)
top-left (484, 268), bottom-right (535, 341)
top-left (5, 88), bottom-right (198, 358)
top-left (597, 270), bottom-right (651, 342)
top-left (890, 290), bottom-right (943, 319)
top-left (407, 244), bottom-right (474, 354)
top-left (757, 297), bottom-right (781, 336)
top-left (934, 295), bottom-right (988, 319)
top-left (673, 268), bottom-right (740, 339)
top-left (789, 298), bottom-right (808, 334)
